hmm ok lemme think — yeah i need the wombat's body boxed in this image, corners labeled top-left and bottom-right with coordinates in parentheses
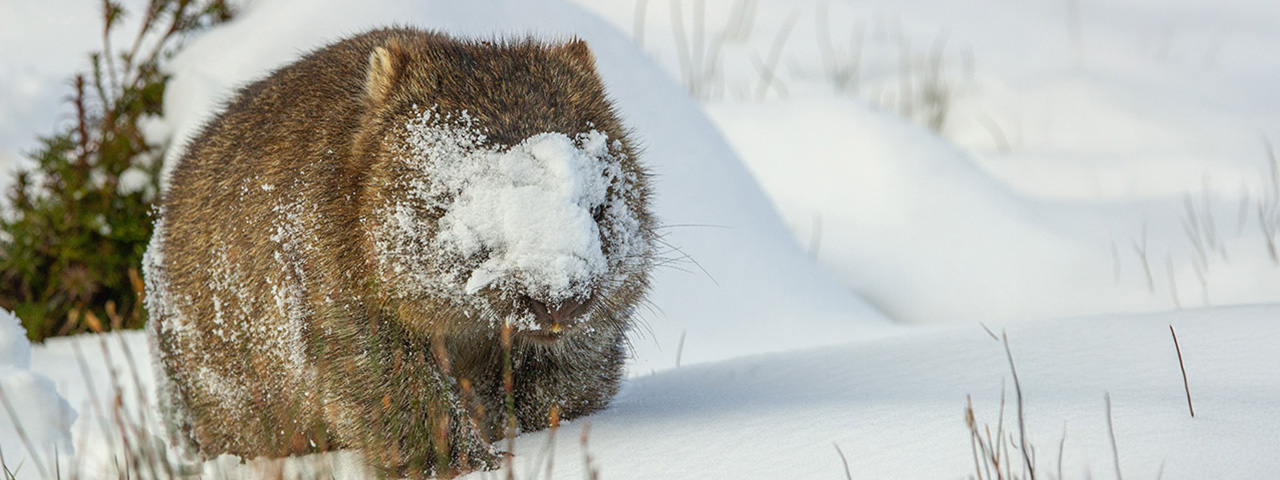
top-left (144, 27), bottom-right (655, 476)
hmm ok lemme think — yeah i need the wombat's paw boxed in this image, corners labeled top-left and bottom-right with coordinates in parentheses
top-left (456, 443), bottom-right (502, 475)
top-left (450, 429), bottom-right (502, 475)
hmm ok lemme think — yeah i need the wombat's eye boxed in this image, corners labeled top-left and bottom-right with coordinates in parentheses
top-left (591, 204), bottom-right (606, 223)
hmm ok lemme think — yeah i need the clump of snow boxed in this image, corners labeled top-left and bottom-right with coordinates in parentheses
top-left (375, 108), bottom-right (645, 320)
top-left (0, 308), bottom-right (30, 369)
top-left (117, 167), bottom-right (152, 195)
top-left (0, 309), bottom-right (78, 470)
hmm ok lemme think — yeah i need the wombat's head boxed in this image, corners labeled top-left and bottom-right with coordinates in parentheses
top-left (356, 33), bottom-right (656, 345)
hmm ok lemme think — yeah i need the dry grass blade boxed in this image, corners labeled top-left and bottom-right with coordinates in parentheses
top-left (633, 0), bottom-right (649, 46)
top-left (1169, 325), bottom-right (1194, 418)
top-left (815, 3), bottom-right (863, 93)
top-left (965, 397), bottom-right (983, 480)
top-left (1057, 423), bottom-right (1066, 480)
top-left (1002, 331), bottom-right (1035, 480)
top-left (966, 385), bottom-right (1014, 480)
top-left (1105, 393), bottom-right (1122, 480)
top-left (675, 330), bottom-right (687, 368)
top-left (528, 406), bottom-right (561, 480)
top-left (0, 382), bottom-right (50, 480)
top-left (979, 323), bottom-right (999, 341)
top-left (752, 10), bottom-right (798, 100)
top-left (580, 422), bottom-right (600, 480)
top-left (0, 443), bottom-right (22, 480)
top-left (1259, 138), bottom-right (1280, 264)
top-left (833, 442), bottom-right (853, 480)
top-left (71, 340), bottom-right (123, 476)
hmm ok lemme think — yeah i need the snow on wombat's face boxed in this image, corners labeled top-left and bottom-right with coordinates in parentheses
top-left (370, 108), bottom-right (651, 330)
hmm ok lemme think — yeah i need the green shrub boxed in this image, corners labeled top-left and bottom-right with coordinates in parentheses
top-left (0, 0), bottom-right (234, 342)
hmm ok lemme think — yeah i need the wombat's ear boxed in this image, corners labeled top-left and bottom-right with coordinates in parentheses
top-left (557, 39), bottom-right (597, 71)
top-left (366, 41), bottom-right (405, 104)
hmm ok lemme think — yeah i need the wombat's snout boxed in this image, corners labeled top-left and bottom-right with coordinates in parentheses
top-left (520, 295), bottom-right (587, 334)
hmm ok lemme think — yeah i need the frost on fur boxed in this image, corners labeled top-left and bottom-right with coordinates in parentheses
top-left (371, 108), bottom-right (651, 330)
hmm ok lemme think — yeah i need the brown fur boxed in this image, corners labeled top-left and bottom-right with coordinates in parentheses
top-left (144, 27), bottom-right (655, 477)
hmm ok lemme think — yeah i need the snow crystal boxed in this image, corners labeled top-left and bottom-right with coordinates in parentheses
top-left (375, 108), bottom-right (647, 317)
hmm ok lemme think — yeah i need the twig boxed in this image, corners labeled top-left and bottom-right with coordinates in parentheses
top-left (1105, 393), bottom-right (1122, 480)
top-left (833, 442), bottom-right (853, 480)
top-left (121, 0), bottom-right (165, 78)
top-left (72, 75), bottom-right (91, 168)
top-left (100, 0), bottom-right (121, 98)
top-left (1169, 325), bottom-right (1194, 417)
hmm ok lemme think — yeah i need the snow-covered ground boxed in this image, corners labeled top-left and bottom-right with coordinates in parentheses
top-left (2, 0), bottom-right (1278, 478)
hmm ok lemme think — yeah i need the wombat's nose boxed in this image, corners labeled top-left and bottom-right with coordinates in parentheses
top-left (525, 297), bottom-right (585, 332)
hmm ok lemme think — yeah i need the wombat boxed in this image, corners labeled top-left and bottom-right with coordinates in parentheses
top-left (143, 27), bottom-right (656, 476)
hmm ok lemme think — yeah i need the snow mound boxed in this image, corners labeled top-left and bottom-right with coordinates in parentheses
top-left (709, 97), bottom-right (1280, 324)
top-left (0, 309), bottom-right (77, 471)
top-left (488, 304), bottom-right (1280, 480)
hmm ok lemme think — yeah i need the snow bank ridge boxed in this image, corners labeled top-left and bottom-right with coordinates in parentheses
top-left (0, 309), bottom-right (77, 462)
